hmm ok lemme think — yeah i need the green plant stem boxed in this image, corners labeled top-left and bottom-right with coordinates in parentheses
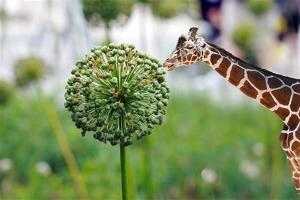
top-left (120, 143), bottom-right (128, 200)
top-left (44, 101), bottom-right (89, 200)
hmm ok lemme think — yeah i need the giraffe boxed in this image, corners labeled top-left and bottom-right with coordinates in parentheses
top-left (163, 27), bottom-right (300, 194)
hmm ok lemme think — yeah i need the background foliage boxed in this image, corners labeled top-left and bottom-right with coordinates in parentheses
top-left (0, 92), bottom-right (297, 199)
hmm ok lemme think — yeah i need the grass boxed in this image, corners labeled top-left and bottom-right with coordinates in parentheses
top-left (0, 92), bottom-right (298, 199)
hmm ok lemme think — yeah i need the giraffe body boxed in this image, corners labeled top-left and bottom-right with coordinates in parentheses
top-left (163, 27), bottom-right (300, 193)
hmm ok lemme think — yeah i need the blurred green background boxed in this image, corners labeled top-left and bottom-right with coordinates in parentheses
top-left (1, 92), bottom-right (298, 199)
top-left (0, 0), bottom-right (299, 199)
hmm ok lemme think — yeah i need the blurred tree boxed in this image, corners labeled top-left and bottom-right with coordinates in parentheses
top-left (232, 23), bottom-right (255, 50)
top-left (82, 0), bottom-right (135, 44)
top-left (232, 22), bottom-right (257, 64)
top-left (149, 0), bottom-right (197, 19)
top-left (14, 56), bottom-right (46, 87)
top-left (246, 0), bottom-right (273, 16)
top-left (0, 79), bottom-right (14, 105)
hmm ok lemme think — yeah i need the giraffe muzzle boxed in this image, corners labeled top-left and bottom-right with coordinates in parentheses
top-left (163, 63), bottom-right (175, 71)
top-left (163, 60), bottom-right (176, 71)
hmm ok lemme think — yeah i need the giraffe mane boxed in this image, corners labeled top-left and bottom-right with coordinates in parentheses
top-left (206, 42), bottom-right (300, 83)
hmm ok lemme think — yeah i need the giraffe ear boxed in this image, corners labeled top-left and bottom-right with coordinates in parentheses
top-left (188, 27), bottom-right (198, 38)
top-left (176, 35), bottom-right (187, 49)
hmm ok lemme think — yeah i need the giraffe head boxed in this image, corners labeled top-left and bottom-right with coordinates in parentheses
top-left (163, 27), bottom-right (208, 71)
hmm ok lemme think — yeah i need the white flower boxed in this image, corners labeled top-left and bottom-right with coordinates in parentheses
top-left (1, 179), bottom-right (12, 192)
top-left (0, 158), bottom-right (13, 172)
top-left (239, 160), bottom-right (259, 178)
top-left (251, 143), bottom-right (265, 156)
top-left (35, 161), bottom-right (51, 176)
top-left (201, 168), bottom-right (217, 184)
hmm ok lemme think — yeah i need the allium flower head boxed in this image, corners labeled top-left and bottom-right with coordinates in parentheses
top-left (65, 43), bottom-right (169, 146)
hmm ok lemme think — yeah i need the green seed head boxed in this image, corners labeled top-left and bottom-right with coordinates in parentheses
top-left (65, 43), bottom-right (169, 146)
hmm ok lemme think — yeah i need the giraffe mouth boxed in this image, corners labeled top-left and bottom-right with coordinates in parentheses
top-left (163, 62), bottom-right (175, 71)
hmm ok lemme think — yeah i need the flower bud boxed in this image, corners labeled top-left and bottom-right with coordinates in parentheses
top-left (110, 77), bottom-right (118, 84)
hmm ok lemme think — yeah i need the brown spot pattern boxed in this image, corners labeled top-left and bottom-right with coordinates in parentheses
top-left (275, 107), bottom-right (290, 120)
top-left (187, 54), bottom-right (192, 60)
top-left (271, 87), bottom-right (292, 105)
top-left (291, 94), bottom-right (300, 112)
top-left (295, 129), bottom-right (300, 140)
top-left (260, 92), bottom-right (277, 108)
top-left (247, 71), bottom-right (267, 90)
top-left (220, 58), bottom-right (231, 68)
top-left (288, 114), bottom-right (300, 130)
top-left (291, 141), bottom-right (300, 156)
top-left (229, 65), bottom-right (244, 86)
top-left (240, 81), bottom-right (258, 98)
top-left (268, 77), bottom-right (283, 88)
top-left (191, 56), bottom-right (198, 61)
top-left (215, 59), bottom-right (231, 76)
top-left (210, 54), bottom-right (221, 65)
top-left (204, 50), bottom-right (210, 58)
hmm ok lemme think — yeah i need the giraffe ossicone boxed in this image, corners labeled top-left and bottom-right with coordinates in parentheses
top-left (163, 27), bottom-right (300, 194)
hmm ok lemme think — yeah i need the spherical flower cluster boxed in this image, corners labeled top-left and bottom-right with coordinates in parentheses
top-left (65, 43), bottom-right (169, 146)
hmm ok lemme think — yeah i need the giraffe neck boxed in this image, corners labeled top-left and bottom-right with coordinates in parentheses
top-left (201, 42), bottom-right (300, 130)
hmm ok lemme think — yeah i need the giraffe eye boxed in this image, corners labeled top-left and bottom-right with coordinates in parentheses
top-left (200, 43), bottom-right (206, 48)
top-left (186, 44), bottom-right (193, 49)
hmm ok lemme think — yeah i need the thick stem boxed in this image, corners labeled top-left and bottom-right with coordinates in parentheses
top-left (119, 115), bottom-right (128, 200)
top-left (120, 143), bottom-right (128, 200)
